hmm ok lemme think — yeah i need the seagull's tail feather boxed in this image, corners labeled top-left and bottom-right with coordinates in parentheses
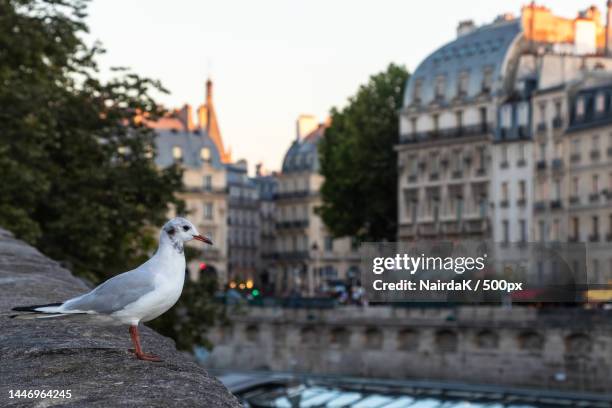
top-left (9, 302), bottom-right (81, 319)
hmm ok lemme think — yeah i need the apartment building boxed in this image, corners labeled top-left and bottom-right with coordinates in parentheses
top-left (397, 16), bottom-right (519, 241)
top-left (273, 116), bottom-right (360, 296)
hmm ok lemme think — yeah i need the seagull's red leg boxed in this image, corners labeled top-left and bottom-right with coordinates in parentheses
top-left (129, 325), bottom-right (162, 362)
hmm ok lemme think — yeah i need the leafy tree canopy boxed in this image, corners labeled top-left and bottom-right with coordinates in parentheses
top-left (0, 0), bottom-right (184, 283)
top-left (318, 63), bottom-right (409, 241)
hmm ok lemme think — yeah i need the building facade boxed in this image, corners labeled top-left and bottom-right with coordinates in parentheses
top-left (152, 80), bottom-right (230, 284)
top-left (273, 117), bottom-right (360, 296)
top-left (253, 165), bottom-right (278, 294)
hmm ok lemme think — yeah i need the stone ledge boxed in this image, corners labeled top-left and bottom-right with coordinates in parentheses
top-left (0, 228), bottom-right (240, 407)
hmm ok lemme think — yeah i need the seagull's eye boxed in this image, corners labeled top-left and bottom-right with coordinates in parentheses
top-left (182, 225), bottom-right (191, 232)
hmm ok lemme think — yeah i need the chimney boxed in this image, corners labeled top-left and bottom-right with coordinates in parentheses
top-left (175, 104), bottom-right (194, 131)
top-left (295, 115), bottom-right (318, 140)
top-left (206, 78), bottom-right (213, 106)
top-left (606, 0), bottom-right (612, 55)
top-left (255, 163), bottom-right (263, 177)
top-left (457, 20), bottom-right (476, 37)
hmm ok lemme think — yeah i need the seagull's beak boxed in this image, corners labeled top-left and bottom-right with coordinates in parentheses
top-left (193, 234), bottom-right (213, 245)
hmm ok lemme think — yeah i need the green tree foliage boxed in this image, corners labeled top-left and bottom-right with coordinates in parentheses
top-left (0, 0), bottom-right (183, 283)
top-left (318, 63), bottom-right (410, 241)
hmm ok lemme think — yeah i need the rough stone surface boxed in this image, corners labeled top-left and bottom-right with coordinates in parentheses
top-left (0, 229), bottom-right (241, 407)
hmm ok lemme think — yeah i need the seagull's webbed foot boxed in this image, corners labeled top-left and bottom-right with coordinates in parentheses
top-left (135, 351), bottom-right (163, 362)
top-left (128, 348), bottom-right (163, 362)
top-left (128, 325), bottom-right (162, 362)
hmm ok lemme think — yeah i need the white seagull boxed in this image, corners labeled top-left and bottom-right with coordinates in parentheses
top-left (11, 217), bottom-right (212, 362)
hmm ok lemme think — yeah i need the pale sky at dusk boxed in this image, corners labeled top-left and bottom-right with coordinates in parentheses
top-left (86, 0), bottom-right (602, 173)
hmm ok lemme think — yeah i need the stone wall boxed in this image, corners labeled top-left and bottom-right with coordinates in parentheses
top-left (0, 229), bottom-right (240, 407)
top-left (205, 304), bottom-right (612, 393)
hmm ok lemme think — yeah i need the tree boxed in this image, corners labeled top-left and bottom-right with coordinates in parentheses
top-left (0, 0), bottom-right (183, 283)
top-left (318, 63), bottom-right (410, 241)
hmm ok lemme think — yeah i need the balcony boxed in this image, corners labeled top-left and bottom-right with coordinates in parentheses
top-left (552, 117), bottom-right (563, 129)
top-left (536, 160), bottom-right (547, 171)
top-left (517, 198), bottom-right (526, 207)
top-left (589, 192), bottom-right (600, 203)
top-left (499, 199), bottom-right (509, 208)
top-left (408, 174), bottom-right (417, 183)
top-left (275, 190), bottom-right (310, 200)
top-left (608, 147), bottom-right (612, 157)
top-left (550, 199), bottom-right (562, 210)
top-left (475, 167), bottom-right (486, 177)
top-left (569, 196), bottom-right (580, 205)
top-left (429, 172), bottom-right (439, 181)
top-left (589, 234), bottom-right (600, 242)
top-left (500, 161), bottom-right (509, 169)
top-left (275, 220), bottom-right (309, 230)
top-left (451, 170), bottom-right (463, 179)
top-left (570, 153), bottom-right (581, 163)
top-left (568, 236), bottom-right (579, 243)
top-left (606, 233), bottom-right (612, 242)
top-left (590, 150), bottom-right (601, 161)
top-left (398, 123), bottom-right (492, 144)
top-left (517, 125), bottom-right (530, 139)
top-left (516, 158), bottom-right (526, 167)
top-left (551, 158), bottom-right (564, 172)
top-left (536, 122), bottom-right (547, 133)
top-left (534, 201), bottom-right (546, 212)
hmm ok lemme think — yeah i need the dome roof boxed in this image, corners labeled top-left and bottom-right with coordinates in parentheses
top-left (403, 19), bottom-right (522, 106)
top-left (281, 124), bottom-right (325, 173)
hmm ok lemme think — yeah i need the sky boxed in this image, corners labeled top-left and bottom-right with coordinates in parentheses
top-left (86, 0), bottom-right (602, 173)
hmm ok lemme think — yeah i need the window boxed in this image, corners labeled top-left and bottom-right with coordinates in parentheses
top-left (554, 100), bottom-right (562, 118)
top-left (501, 182), bottom-right (509, 201)
top-left (592, 135), bottom-right (600, 150)
top-left (596, 92), bottom-right (605, 113)
top-left (573, 177), bottom-right (579, 196)
top-left (517, 102), bottom-right (528, 125)
top-left (410, 117), bottom-right (417, 134)
top-left (455, 110), bottom-right (463, 129)
top-left (571, 139), bottom-right (580, 155)
top-left (482, 67), bottom-right (493, 92)
top-left (501, 145), bottom-right (508, 164)
top-left (576, 97), bottom-right (585, 117)
top-left (479, 106), bottom-right (488, 126)
top-left (539, 143), bottom-right (546, 161)
top-left (539, 221), bottom-right (546, 242)
top-left (435, 75), bottom-right (446, 99)
top-left (501, 104), bottom-right (511, 128)
top-left (519, 219), bottom-right (527, 242)
top-left (432, 114), bottom-right (439, 132)
top-left (539, 103), bottom-right (547, 122)
top-left (458, 71), bottom-right (469, 96)
top-left (593, 174), bottom-right (599, 193)
top-left (413, 79), bottom-right (423, 102)
top-left (572, 217), bottom-right (580, 239)
top-left (554, 179), bottom-right (561, 200)
top-left (554, 141), bottom-right (562, 159)
top-left (502, 220), bottom-right (509, 243)
top-left (203, 202), bottom-right (213, 220)
top-left (324, 236), bottom-right (333, 252)
top-left (200, 147), bottom-right (211, 162)
top-left (518, 144), bottom-right (525, 161)
top-left (203, 175), bottom-right (212, 191)
top-left (518, 180), bottom-right (526, 200)
top-left (552, 219), bottom-right (560, 241)
top-left (172, 146), bottom-right (183, 160)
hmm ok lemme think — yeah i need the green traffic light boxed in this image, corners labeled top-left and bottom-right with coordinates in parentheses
top-left (252, 289), bottom-right (260, 297)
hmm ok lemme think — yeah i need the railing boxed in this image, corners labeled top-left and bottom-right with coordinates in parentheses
top-left (399, 123), bottom-right (491, 144)
top-left (552, 117), bottom-right (563, 129)
top-left (275, 191), bottom-right (311, 199)
top-left (275, 220), bottom-right (309, 229)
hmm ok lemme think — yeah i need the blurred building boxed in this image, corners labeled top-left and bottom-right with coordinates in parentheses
top-left (226, 160), bottom-right (259, 286)
top-left (152, 80), bottom-right (230, 284)
top-left (273, 116), bottom-right (360, 296)
top-left (252, 164), bottom-right (278, 293)
top-left (398, 3), bottom-right (612, 290)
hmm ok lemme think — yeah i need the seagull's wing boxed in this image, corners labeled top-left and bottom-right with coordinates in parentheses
top-left (62, 267), bottom-right (156, 315)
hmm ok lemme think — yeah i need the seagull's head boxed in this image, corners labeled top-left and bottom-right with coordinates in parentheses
top-left (162, 217), bottom-right (213, 245)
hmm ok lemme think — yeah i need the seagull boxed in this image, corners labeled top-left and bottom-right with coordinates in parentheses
top-left (10, 217), bottom-right (212, 362)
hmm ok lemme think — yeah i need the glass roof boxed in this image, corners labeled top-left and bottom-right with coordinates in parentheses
top-left (240, 384), bottom-right (559, 408)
